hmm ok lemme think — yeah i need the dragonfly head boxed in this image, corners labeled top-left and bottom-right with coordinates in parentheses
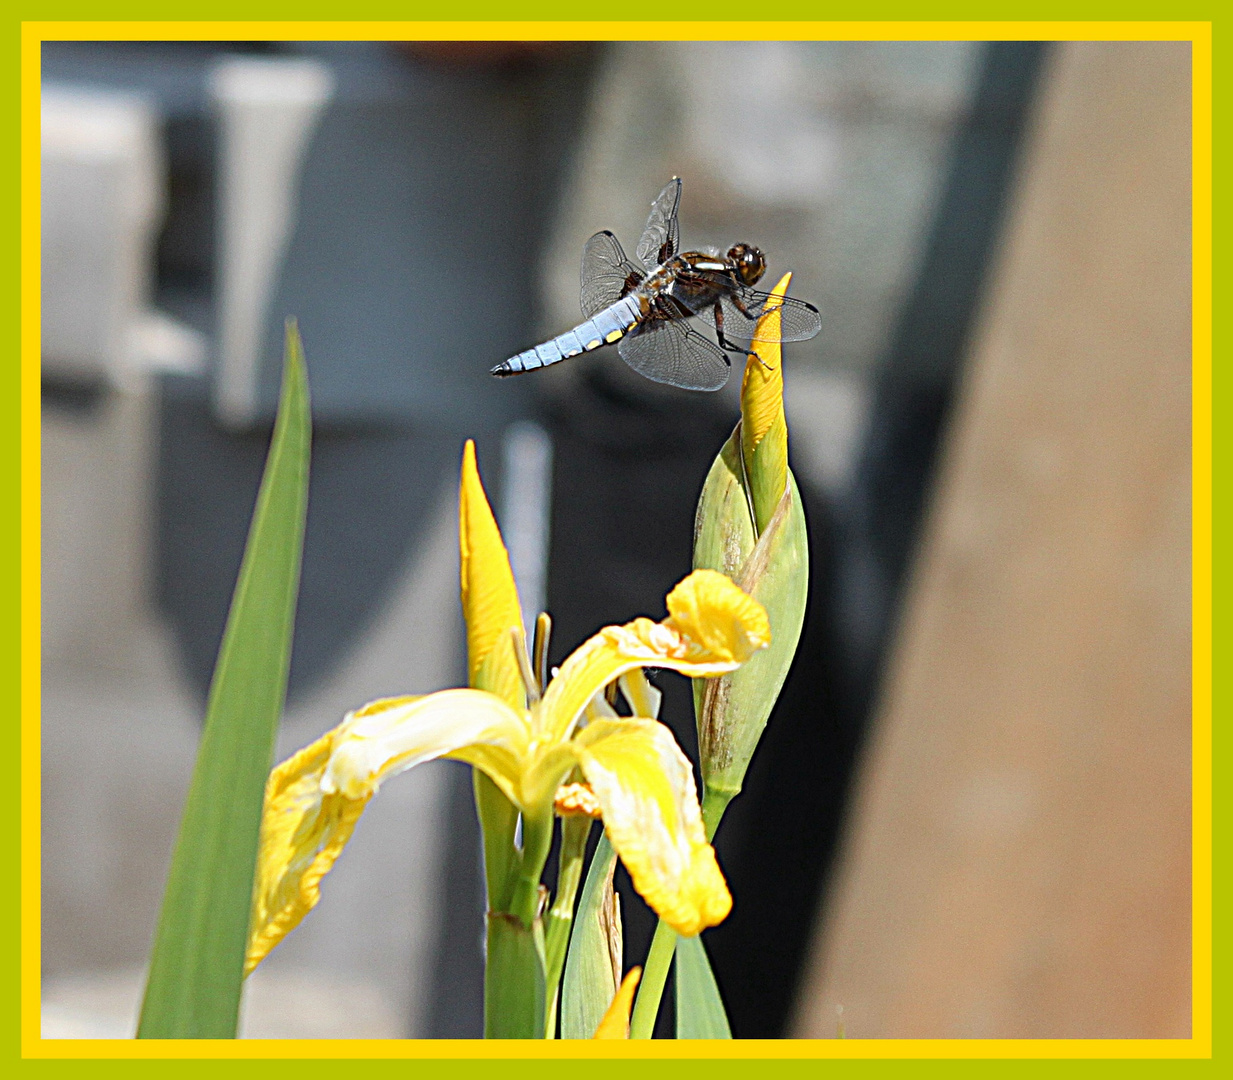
top-left (728, 244), bottom-right (767, 287)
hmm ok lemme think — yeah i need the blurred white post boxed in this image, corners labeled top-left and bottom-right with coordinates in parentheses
top-left (42, 86), bottom-right (206, 386)
top-left (41, 85), bottom-right (205, 676)
top-left (501, 422), bottom-right (554, 632)
top-left (209, 56), bottom-right (334, 428)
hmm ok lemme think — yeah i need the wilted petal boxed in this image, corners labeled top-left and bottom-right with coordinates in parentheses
top-left (662, 569), bottom-right (771, 665)
top-left (592, 967), bottom-right (642, 1039)
top-left (246, 724), bottom-right (371, 975)
top-left (247, 689), bottom-right (528, 973)
top-left (459, 440), bottom-right (525, 705)
top-left (575, 719), bottom-right (731, 937)
top-left (540, 570), bottom-right (769, 740)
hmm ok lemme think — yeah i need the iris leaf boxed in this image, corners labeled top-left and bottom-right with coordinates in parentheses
top-left (674, 934), bottom-right (732, 1039)
top-left (560, 833), bottom-right (618, 1039)
top-left (137, 323), bottom-right (311, 1037)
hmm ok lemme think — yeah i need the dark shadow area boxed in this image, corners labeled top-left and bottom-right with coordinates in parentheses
top-left (706, 40), bottom-right (1049, 1038)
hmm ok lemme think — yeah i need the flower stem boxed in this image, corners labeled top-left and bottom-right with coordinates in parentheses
top-left (629, 920), bottom-right (677, 1039)
top-left (484, 912), bottom-right (546, 1038)
top-left (473, 769), bottom-right (519, 911)
top-left (485, 808), bottom-right (555, 1037)
top-left (509, 811), bottom-right (554, 927)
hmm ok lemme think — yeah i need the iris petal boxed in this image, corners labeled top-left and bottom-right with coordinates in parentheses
top-left (246, 726), bottom-right (370, 974)
top-left (247, 689), bottom-right (528, 973)
top-left (741, 272), bottom-right (792, 532)
top-left (575, 718), bottom-right (731, 937)
top-left (540, 570), bottom-right (769, 741)
top-left (322, 688), bottom-right (529, 799)
top-left (592, 967), bottom-right (642, 1039)
top-left (662, 569), bottom-right (771, 664)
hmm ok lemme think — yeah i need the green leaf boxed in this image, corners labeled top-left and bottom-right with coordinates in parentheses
top-left (674, 934), bottom-right (732, 1039)
top-left (138, 323), bottom-right (311, 1038)
top-left (693, 424), bottom-right (757, 587)
top-left (693, 423), bottom-right (809, 796)
top-left (560, 833), bottom-right (618, 1038)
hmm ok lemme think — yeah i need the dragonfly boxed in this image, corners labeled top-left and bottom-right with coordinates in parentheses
top-left (491, 178), bottom-right (822, 391)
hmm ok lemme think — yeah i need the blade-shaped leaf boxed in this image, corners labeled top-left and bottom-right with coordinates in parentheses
top-left (675, 933), bottom-right (732, 1039)
top-left (138, 323), bottom-right (311, 1037)
top-left (560, 833), bottom-right (618, 1038)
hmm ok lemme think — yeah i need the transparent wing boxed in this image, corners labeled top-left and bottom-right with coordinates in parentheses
top-left (636, 178), bottom-right (682, 269)
top-left (697, 289), bottom-right (823, 346)
top-left (581, 230), bottom-right (644, 318)
top-left (617, 316), bottom-right (730, 391)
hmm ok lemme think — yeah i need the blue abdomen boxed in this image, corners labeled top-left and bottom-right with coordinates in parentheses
top-left (494, 295), bottom-right (640, 376)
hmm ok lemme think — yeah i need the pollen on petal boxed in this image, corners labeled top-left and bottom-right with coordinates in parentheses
top-left (554, 781), bottom-right (603, 819)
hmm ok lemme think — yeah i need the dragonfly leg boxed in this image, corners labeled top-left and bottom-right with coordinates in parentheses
top-left (713, 302), bottom-right (757, 363)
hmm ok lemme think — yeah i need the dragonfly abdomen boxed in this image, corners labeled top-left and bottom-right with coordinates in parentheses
top-left (492, 295), bottom-right (641, 377)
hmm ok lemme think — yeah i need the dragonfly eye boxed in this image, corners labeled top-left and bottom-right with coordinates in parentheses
top-left (728, 244), bottom-right (766, 286)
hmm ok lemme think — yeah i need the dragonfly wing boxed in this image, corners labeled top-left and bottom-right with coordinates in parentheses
top-left (581, 230), bottom-right (644, 318)
top-left (698, 289), bottom-right (823, 345)
top-left (617, 316), bottom-right (730, 391)
top-left (636, 178), bottom-right (682, 268)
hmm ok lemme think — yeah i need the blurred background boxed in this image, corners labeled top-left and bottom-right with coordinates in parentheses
top-left (39, 38), bottom-right (1192, 1039)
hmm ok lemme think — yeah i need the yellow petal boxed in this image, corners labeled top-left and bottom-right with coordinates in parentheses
top-left (663, 569), bottom-right (771, 665)
top-left (539, 570), bottom-right (769, 741)
top-left (459, 440), bottom-right (525, 706)
top-left (618, 667), bottom-right (662, 720)
top-left (575, 719), bottom-right (732, 937)
top-left (592, 967), bottom-right (642, 1039)
top-left (246, 723), bottom-right (372, 975)
top-left (246, 689), bottom-right (529, 973)
top-left (323, 688), bottom-right (530, 802)
top-left (741, 272), bottom-right (792, 533)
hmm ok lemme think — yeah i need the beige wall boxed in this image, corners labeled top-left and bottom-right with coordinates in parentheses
top-left (794, 41), bottom-right (1192, 1039)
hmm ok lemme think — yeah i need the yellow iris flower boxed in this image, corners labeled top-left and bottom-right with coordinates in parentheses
top-left (245, 442), bottom-right (771, 975)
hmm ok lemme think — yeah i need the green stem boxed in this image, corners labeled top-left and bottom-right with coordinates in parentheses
top-left (629, 919), bottom-right (677, 1039)
top-left (543, 814), bottom-right (593, 1037)
top-left (485, 912), bottom-right (547, 1038)
top-left (509, 811), bottom-right (555, 927)
top-left (483, 808), bottom-right (555, 1038)
top-left (628, 784), bottom-right (738, 1039)
top-left (473, 769), bottom-right (519, 911)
